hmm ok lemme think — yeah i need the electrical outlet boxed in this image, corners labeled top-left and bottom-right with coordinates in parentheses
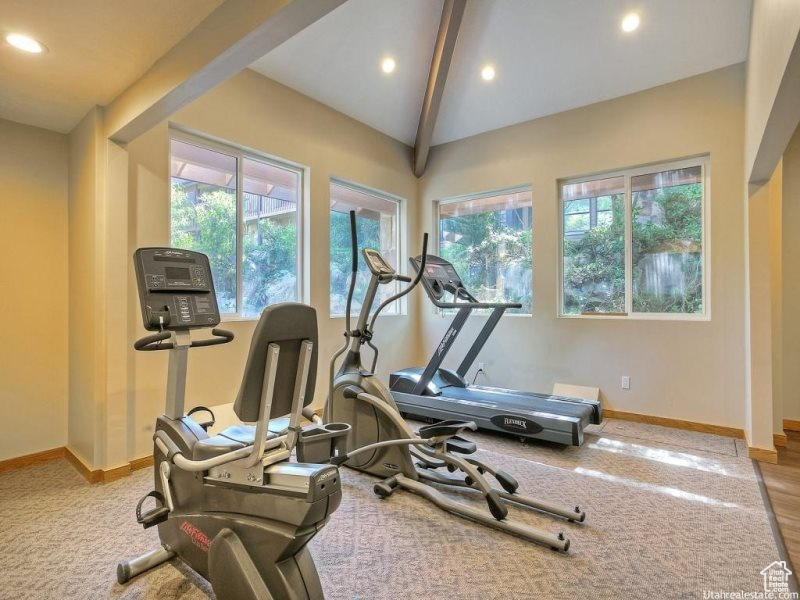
top-left (621, 376), bottom-right (630, 390)
top-left (478, 362), bottom-right (485, 371)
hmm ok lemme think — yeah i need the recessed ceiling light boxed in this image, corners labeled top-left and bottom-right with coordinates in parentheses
top-left (381, 57), bottom-right (396, 74)
top-left (481, 65), bottom-right (495, 82)
top-left (5, 33), bottom-right (45, 54)
top-left (621, 13), bottom-right (640, 32)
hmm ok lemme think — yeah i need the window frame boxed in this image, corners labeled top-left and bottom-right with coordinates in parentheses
top-left (168, 129), bottom-right (307, 321)
top-left (435, 184), bottom-right (534, 318)
top-left (557, 156), bottom-right (711, 321)
top-left (328, 176), bottom-right (405, 318)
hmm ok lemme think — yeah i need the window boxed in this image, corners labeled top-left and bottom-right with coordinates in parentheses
top-left (329, 180), bottom-right (401, 317)
top-left (170, 135), bottom-right (303, 318)
top-left (560, 159), bottom-right (707, 317)
top-left (438, 188), bottom-right (533, 314)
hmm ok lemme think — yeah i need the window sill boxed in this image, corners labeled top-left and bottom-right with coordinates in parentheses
top-left (435, 311), bottom-right (532, 318)
top-left (220, 315), bottom-right (260, 323)
top-left (558, 312), bottom-right (710, 322)
top-left (329, 313), bottom-right (406, 319)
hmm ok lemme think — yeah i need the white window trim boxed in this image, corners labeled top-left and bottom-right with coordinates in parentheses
top-left (435, 184), bottom-right (534, 318)
top-left (557, 156), bottom-right (711, 321)
top-left (168, 128), bottom-right (308, 320)
top-left (328, 176), bottom-right (405, 318)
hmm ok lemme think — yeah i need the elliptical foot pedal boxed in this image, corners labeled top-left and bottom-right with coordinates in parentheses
top-left (136, 491), bottom-right (170, 529)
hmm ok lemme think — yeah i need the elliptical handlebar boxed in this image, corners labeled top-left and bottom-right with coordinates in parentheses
top-left (328, 212), bottom-right (429, 403)
top-left (344, 210), bottom-right (358, 338)
top-left (133, 328), bottom-right (234, 351)
top-left (368, 233), bottom-right (428, 332)
top-left (327, 210), bottom-right (361, 415)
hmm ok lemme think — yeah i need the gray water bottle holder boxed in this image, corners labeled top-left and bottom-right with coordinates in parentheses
top-left (296, 422), bottom-right (351, 463)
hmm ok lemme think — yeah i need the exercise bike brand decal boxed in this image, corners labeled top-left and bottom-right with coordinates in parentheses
top-left (317, 469), bottom-right (337, 482)
top-left (490, 415), bottom-right (544, 434)
top-left (180, 521), bottom-right (212, 552)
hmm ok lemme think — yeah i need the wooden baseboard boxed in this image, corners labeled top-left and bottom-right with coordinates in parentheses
top-left (603, 409), bottom-right (744, 439)
top-left (3, 447), bottom-right (153, 483)
top-left (64, 447), bottom-right (102, 483)
top-left (130, 455), bottom-right (154, 471)
top-left (743, 432), bottom-right (779, 464)
top-left (103, 464), bottom-right (132, 483)
top-left (0, 447), bottom-right (65, 475)
top-left (774, 433), bottom-right (788, 448)
top-left (784, 419), bottom-right (800, 433)
top-left (748, 445), bottom-right (779, 463)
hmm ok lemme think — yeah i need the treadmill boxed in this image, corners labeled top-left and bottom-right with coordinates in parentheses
top-left (390, 254), bottom-right (602, 446)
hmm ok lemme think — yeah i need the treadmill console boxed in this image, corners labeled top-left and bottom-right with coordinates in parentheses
top-left (362, 248), bottom-right (395, 277)
top-left (410, 254), bottom-right (466, 302)
top-left (134, 248), bottom-right (221, 331)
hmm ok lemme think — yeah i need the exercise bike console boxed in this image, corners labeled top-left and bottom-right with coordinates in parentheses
top-left (134, 248), bottom-right (220, 330)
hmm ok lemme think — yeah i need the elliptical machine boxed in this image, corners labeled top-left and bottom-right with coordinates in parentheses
top-left (325, 213), bottom-right (585, 551)
top-left (118, 247), bottom-right (347, 599)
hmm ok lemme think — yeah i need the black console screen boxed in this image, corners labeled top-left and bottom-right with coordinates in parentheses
top-left (165, 266), bottom-right (191, 280)
top-left (425, 264), bottom-right (448, 278)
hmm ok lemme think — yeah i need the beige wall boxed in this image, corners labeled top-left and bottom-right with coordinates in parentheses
top-left (419, 65), bottom-right (746, 428)
top-left (745, 0), bottom-right (800, 183)
top-left (769, 161), bottom-right (783, 433)
top-left (0, 118), bottom-right (68, 461)
top-left (125, 69), bottom-right (421, 458)
top-left (782, 126), bottom-right (800, 420)
top-left (67, 108), bottom-right (102, 466)
top-left (745, 163), bottom-right (783, 448)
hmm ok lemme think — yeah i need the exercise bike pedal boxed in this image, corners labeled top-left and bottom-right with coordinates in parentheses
top-left (136, 491), bottom-right (170, 529)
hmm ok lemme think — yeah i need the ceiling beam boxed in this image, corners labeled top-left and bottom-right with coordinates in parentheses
top-left (104, 0), bottom-right (347, 144)
top-left (413, 0), bottom-right (466, 178)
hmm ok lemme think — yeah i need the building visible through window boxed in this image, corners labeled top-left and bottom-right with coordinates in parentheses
top-left (170, 136), bottom-right (302, 318)
top-left (438, 189), bottom-right (533, 314)
top-left (561, 160), bottom-right (706, 317)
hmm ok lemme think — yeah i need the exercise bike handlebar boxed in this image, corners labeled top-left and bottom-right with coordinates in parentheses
top-left (134, 328), bottom-right (235, 351)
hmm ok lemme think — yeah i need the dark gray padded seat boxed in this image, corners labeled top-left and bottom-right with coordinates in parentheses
top-left (190, 303), bottom-right (319, 462)
top-left (193, 426), bottom-right (278, 461)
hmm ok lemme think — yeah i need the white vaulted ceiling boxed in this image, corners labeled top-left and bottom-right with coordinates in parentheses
top-left (251, 0), bottom-right (751, 146)
top-left (0, 0), bottom-right (751, 145)
top-left (250, 0), bottom-right (444, 145)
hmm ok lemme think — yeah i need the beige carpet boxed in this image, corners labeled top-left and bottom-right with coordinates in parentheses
top-left (0, 420), bottom-right (786, 599)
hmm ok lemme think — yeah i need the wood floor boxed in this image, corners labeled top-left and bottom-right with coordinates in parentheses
top-left (760, 431), bottom-right (800, 568)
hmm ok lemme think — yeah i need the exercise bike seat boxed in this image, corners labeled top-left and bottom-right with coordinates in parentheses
top-left (192, 425), bottom-right (279, 461)
top-left (418, 419), bottom-right (477, 439)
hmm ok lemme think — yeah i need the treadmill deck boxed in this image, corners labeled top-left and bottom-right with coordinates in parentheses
top-left (392, 385), bottom-right (600, 447)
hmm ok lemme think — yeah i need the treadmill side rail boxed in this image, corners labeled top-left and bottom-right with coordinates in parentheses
top-left (392, 391), bottom-right (585, 447)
